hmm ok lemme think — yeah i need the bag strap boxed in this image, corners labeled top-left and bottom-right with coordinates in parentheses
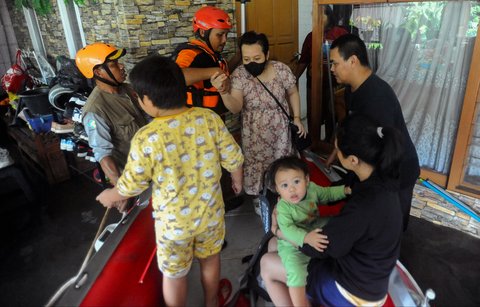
top-left (16, 50), bottom-right (22, 64)
top-left (15, 50), bottom-right (25, 72)
top-left (256, 77), bottom-right (292, 122)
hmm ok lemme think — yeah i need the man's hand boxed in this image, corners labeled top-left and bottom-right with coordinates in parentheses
top-left (210, 71), bottom-right (230, 94)
top-left (304, 228), bottom-right (329, 252)
top-left (99, 156), bottom-right (121, 186)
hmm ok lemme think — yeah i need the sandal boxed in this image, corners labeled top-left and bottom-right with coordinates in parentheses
top-left (217, 278), bottom-right (232, 307)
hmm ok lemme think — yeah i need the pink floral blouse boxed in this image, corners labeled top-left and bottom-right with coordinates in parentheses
top-left (231, 61), bottom-right (297, 195)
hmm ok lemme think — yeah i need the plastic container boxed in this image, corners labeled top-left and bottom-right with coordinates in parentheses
top-left (18, 87), bottom-right (51, 116)
top-left (24, 108), bottom-right (53, 133)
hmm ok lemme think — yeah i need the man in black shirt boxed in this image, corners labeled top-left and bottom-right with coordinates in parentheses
top-left (326, 34), bottom-right (420, 231)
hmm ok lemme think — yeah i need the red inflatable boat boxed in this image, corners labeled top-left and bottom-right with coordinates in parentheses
top-left (50, 151), bottom-right (434, 306)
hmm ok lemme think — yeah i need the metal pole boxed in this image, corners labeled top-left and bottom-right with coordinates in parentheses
top-left (240, 0), bottom-right (247, 34)
top-left (324, 41), bottom-right (336, 141)
top-left (241, 2), bottom-right (246, 34)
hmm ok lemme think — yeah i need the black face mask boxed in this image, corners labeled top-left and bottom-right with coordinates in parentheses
top-left (244, 61), bottom-right (267, 77)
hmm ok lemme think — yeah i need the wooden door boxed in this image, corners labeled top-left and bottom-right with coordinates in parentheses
top-left (235, 0), bottom-right (298, 68)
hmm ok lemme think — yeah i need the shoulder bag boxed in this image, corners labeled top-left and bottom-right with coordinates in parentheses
top-left (256, 77), bottom-right (311, 152)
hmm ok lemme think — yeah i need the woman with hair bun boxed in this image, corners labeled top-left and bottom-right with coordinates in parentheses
top-left (261, 114), bottom-right (405, 306)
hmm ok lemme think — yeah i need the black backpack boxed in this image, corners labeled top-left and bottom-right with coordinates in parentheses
top-left (51, 56), bottom-right (92, 92)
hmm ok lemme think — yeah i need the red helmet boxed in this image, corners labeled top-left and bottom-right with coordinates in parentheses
top-left (193, 6), bottom-right (232, 32)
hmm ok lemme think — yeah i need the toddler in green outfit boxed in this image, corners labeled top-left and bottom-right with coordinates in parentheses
top-left (268, 156), bottom-right (350, 306)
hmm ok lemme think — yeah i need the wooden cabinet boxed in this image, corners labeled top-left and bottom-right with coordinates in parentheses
top-left (8, 126), bottom-right (70, 185)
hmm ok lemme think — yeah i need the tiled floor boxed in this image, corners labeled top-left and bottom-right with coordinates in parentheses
top-left (187, 196), bottom-right (266, 305)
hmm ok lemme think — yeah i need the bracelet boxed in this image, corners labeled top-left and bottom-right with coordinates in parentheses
top-left (293, 116), bottom-right (301, 119)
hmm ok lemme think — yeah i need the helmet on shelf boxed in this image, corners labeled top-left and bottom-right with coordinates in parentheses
top-left (48, 84), bottom-right (74, 111)
top-left (75, 43), bottom-right (126, 79)
top-left (193, 6), bottom-right (232, 33)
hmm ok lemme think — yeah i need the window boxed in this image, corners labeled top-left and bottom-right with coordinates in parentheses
top-left (56, 0), bottom-right (86, 58)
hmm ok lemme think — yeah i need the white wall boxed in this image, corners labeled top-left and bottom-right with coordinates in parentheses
top-left (298, 0), bottom-right (312, 120)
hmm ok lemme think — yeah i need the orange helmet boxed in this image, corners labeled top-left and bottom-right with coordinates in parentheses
top-left (75, 43), bottom-right (126, 79)
top-left (193, 6), bottom-right (232, 33)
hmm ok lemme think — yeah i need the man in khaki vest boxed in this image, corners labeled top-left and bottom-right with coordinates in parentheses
top-left (76, 43), bottom-right (149, 211)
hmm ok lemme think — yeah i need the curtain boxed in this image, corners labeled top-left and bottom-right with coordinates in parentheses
top-left (0, 0), bottom-right (19, 76)
top-left (352, 1), bottom-right (477, 174)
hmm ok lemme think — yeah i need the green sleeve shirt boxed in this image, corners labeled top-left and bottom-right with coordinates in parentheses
top-left (277, 182), bottom-right (346, 247)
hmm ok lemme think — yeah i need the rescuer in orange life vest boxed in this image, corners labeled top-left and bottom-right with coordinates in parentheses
top-left (174, 6), bottom-right (240, 116)
top-left (175, 6), bottom-right (243, 215)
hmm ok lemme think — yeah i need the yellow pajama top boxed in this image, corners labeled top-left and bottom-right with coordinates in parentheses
top-left (116, 107), bottom-right (243, 240)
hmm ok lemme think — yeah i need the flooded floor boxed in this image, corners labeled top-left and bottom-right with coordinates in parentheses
top-left (0, 174), bottom-right (479, 306)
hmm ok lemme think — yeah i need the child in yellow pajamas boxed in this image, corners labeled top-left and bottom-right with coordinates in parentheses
top-left (96, 55), bottom-right (243, 307)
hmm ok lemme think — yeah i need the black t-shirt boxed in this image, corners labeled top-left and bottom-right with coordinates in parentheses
top-left (302, 173), bottom-right (402, 301)
top-left (345, 73), bottom-right (420, 187)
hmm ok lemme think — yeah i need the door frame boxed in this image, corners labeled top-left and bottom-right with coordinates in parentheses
top-left (234, 0), bottom-right (298, 65)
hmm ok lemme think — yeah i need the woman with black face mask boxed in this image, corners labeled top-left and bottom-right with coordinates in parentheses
top-left (211, 31), bottom-right (306, 214)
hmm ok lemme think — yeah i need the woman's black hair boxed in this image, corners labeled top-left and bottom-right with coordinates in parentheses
top-left (336, 114), bottom-right (404, 179)
top-left (330, 33), bottom-right (370, 67)
top-left (129, 55), bottom-right (187, 109)
top-left (239, 31), bottom-right (270, 55)
top-left (265, 156), bottom-right (309, 191)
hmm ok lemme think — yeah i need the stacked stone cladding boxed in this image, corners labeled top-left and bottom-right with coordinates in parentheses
top-left (411, 183), bottom-right (480, 238)
top-left (6, 1), bottom-right (33, 53)
top-left (11, 0), bottom-right (237, 73)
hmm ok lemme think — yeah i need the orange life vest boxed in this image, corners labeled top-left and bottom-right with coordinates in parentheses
top-left (174, 40), bottom-right (229, 115)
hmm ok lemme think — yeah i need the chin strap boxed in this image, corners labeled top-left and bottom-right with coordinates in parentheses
top-left (202, 29), bottom-right (214, 52)
top-left (94, 63), bottom-right (122, 87)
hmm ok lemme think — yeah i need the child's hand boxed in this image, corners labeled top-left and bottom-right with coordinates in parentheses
top-left (96, 189), bottom-right (118, 208)
top-left (344, 186), bottom-right (352, 195)
top-left (114, 199), bottom-right (129, 213)
top-left (230, 166), bottom-right (243, 195)
top-left (232, 179), bottom-right (242, 195)
top-left (304, 228), bottom-right (329, 252)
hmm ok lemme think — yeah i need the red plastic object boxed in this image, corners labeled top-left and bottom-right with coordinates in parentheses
top-left (1, 50), bottom-right (29, 94)
top-left (304, 158), bottom-right (346, 216)
top-left (80, 204), bottom-right (163, 306)
top-left (383, 294), bottom-right (395, 307)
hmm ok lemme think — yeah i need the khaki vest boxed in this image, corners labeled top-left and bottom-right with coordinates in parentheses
top-left (83, 84), bottom-right (148, 169)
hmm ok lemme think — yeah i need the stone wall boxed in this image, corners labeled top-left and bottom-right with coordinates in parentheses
top-left (37, 5), bottom-right (70, 59)
top-left (9, 0), bottom-right (237, 72)
top-left (6, 1), bottom-right (32, 52)
top-left (411, 184), bottom-right (480, 238)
